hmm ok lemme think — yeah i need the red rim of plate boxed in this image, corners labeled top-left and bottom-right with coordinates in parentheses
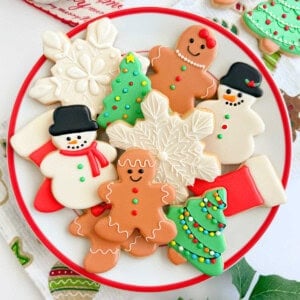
top-left (7, 7), bottom-right (292, 292)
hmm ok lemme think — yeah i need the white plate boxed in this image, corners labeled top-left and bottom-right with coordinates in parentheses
top-left (8, 7), bottom-right (291, 292)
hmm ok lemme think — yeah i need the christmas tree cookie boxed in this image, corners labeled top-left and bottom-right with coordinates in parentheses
top-left (243, 0), bottom-right (300, 56)
top-left (97, 52), bottom-right (151, 128)
top-left (167, 189), bottom-right (227, 276)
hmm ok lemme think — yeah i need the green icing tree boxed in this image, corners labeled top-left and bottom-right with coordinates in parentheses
top-left (167, 189), bottom-right (227, 276)
top-left (243, 0), bottom-right (300, 56)
top-left (97, 52), bottom-right (151, 128)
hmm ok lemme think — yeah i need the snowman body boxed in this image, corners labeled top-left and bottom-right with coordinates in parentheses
top-left (198, 84), bottom-right (265, 164)
top-left (40, 130), bottom-right (117, 209)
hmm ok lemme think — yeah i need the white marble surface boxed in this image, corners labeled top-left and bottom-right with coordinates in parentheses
top-left (0, 0), bottom-right (299, 299)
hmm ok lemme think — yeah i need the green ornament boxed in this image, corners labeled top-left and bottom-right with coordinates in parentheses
top-left (97, 52), bottom-right (151, 128)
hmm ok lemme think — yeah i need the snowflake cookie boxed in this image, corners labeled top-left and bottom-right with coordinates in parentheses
top-left (29, 18), bottom-right (122, 116)
top-left (107, 90), bottom-right (221, 203)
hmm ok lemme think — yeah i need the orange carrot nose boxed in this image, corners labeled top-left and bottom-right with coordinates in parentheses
top-left (223, 94), bottom-right (236, 102)
top-left (68, 139), bottom-right (77, 145)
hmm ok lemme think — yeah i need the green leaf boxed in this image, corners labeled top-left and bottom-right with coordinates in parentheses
top-left (250, 275), bottom-right (300, 299)
top-left (231, 25), bottom-right (238, 35)
top-left (230, 258), bottom-right (256, 298)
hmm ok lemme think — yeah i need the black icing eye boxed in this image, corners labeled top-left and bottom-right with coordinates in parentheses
top-left (77, 135), bottom-right (81, 139)
top-left (237, 92), bottom-right (243, 98)
top-left (66, 136), bottom-right (71, 141)
top-left (226, 89), bottom-right (231, 94)
top-left (189, 38), bottom-right (194, 43)
top-left (127, 169), bottom-right (133, 174)
top-left (138, 169), bottom-right (144, 174)
top-left (200, 44), bottom-right (205, 49)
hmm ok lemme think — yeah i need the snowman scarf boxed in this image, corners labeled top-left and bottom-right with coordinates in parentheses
top-left (60, 141), bottom-right (109, 177)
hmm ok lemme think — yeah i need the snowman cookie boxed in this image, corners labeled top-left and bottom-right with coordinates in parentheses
top-left (94, 148), bottom-right (177, 244)
top-left (36, 105), bottom-right (117, 210)
top-left (148, 25), bottom-right (218, 114)
top-left (198, 62), bottom-right (265, 165)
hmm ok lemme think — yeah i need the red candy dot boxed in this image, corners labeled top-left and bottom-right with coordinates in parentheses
top-left (193, 223), bottom-right (199, 228)
top-left (297, 16), bottom-right (300, 20)
top-left (263, 4), bottom-right (267, 8)
top-left (175, 75), bottom-right (182, 82)
top-left (284, 25), bottom-right (290, 31)
top-left (207, 202), bottom-right (212, 207)
top-left (132, 187), bottom-right (139, 193)
top-left (218, 223), bottom-right (225, 228)
top-left (265, 19), bottom-right (271, 25)
top-left (282, 13), bottom-right (287, 18)
top-left (270, 1), bottom-right (275, 5)
top-left (222, 124), bottom-right (228, 130)
top-left (112, 105), bottom-right (118, 110)
top-left (129, 81), bottom-right (133, 86)
top-left (211, 258), bottom-right (217, 264)
top-left (131, 210), bottom-right (138, 216)
top-left (273, 31), bottom-right (278, 35)
top-left (199, 28), bottom-right (209, 38)
top-left (192, 238), bottom-right (198, 244)
top-left (289, 45), bottom-right (295, 50)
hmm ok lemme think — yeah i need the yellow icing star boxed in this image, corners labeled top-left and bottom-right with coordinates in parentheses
top-left (126, 53), bottom-right (135, 63)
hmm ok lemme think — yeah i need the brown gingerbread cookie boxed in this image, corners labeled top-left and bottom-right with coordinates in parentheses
top-left (69, 206), bottom-right (120, 273)
top-left (69, 205), bottom-right (158, 273)
top-left (148, 25), bottom-right (218, 114)
top-left (282, 90), bottom-right (300, 141)
top-left (94, 148), bottom-right (177, 244)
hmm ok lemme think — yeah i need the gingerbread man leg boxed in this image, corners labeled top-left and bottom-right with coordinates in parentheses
top-left (142, 219), bottom-right (177, 244)
top-left (122, 230), bottom-right (158, 257)
top-left (95, 216), bottom-right (132, 243)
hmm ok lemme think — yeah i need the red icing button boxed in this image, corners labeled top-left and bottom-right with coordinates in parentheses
top-left (112, 105), bottom-right (118, 110)
top-left (132, 187), bottom-right (139, 193)
top-left (131, 209), bottom-right (138, 216)
top-left (222, 124), bottom-right (228, 130)
top-left (175, 75), bottom-right (182, 82)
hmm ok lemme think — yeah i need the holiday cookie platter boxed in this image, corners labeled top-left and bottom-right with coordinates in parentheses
top-left (7, 7), bottom-right (291, 292)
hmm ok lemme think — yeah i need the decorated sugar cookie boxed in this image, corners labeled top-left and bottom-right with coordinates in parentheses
top-left (29, 18), bottom-right (122, 116)
top-left (243, 0), bottom-right (300, 56)
top-left (97, 52), bottom-right (151, 128)
top-left (190, 155), bottom-right (286, 216)
top-left (36, 105), bottom-right (117, 210)
top-left (167, 189), bottom-right (227, 276)
top-left (198, 62), bottom-right (265, 165)
top-left (107, 90), bottom-right (221, 203)
top-left (148, 25), bottom-right (218, 114)
top-left (69, 206), bottom-right (158, 273)
top-left (94, 148), bottom-right (177, 244)
top-left (282, 90), bottom-right (300, 141)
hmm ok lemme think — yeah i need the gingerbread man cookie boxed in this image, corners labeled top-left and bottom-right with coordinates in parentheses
top-left (69, 207), bottom-right (120, 273)
top-left (94, 148), bottom-right (177, 244)
top-left (148, 25), bottom-right (218, 114)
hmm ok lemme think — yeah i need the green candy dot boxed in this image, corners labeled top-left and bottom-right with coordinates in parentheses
top-left (132, 198), bottom-right (139, 205)
top-left (77, 163), bottom-right (84, 170)
top-left (170, 84), bottom-right (176, 90)
top-left (79, 176), bottom-right (86, 182)
top-left (224, 114), bottom-right (230, 119)
top-left (217, 134), bottom-right (223, 139)
top-left (181, 65), bottom-right (187, 71)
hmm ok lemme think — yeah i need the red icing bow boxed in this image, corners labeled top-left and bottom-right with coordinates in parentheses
top-left (198, 28), bottom-right (216, 49)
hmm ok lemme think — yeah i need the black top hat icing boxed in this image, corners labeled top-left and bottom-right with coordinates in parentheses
top-left (49, 105), bottom-right (99, 136)
top-left (220, 62), bottom-right (263, 97)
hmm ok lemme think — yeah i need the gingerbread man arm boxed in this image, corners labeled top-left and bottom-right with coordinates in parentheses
top-left (160, 183), bottom-right (176, 205)
top-left (149, 46), bottom-right (169, 70)
top-left (98, 181), bottom-right (114, 203)
top-left (195, 73), bottom-right (218, 100)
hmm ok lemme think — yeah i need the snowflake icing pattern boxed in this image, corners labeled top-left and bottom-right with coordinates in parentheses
top-left (29, 18), bottom-right (122, 116)
top-left (107, 90), bottom-right (221, 203)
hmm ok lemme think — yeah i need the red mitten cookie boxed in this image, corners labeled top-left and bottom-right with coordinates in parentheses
top-left (149, 25), bottom-right (218, 114)
top-left (95, 148), bottom-right (177, 244)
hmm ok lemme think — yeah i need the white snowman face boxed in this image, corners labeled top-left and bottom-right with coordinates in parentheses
top-left (52, 131), bottom-right (97, 151)
top-left (218, 84), bottom-right (256, 107)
